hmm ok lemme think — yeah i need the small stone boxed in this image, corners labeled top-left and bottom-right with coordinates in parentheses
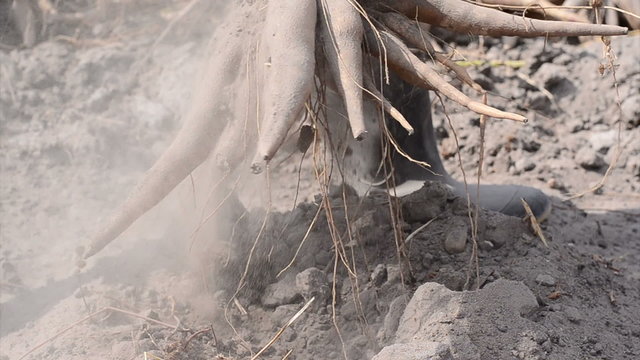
top-left (536, 274), bottom-right (556, 287)
top-left (564, 306), bottom-right (583, 323)
top-left (261, 273), bottom-right (301, 308)
top-left (386, 264), bottom-right (402, 285)
top-left (620, 94), bottom-right (640, 127)
top-left (521, 138), bottom-right (541, 153)
top-left (401, 182), bottom-right (449, 222)
top-left (479, 240), bottom-right (495, 251)
top-left (296, 267), bottom-right (329, 303)
top-left (352, 211), bottom-right (375, 232)
top-left (444, 223), bottom-right (468, 254)
top-left (515, 158), bottom-right (536, 172)
top-left (588, 129), bottom-right (617, 153)
top-left (370, 264), bottom-right (388, 287)
top-left (547, 178), bottom-right (566, 191)
top-left (576, 147), bottom-right (606, 170)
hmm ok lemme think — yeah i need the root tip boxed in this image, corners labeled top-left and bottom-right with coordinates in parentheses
top-left (354, 130), bottom-right (368, 141)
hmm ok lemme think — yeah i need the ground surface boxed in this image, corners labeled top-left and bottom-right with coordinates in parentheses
top-left (1, 1), bottom-right (639, 360)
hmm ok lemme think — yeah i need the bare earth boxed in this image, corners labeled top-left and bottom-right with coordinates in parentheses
top-left (1, 2), bottom-right (639, 360)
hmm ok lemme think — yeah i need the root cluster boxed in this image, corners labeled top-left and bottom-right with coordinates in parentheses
top-left (84, 0), bottom-right (629, 258)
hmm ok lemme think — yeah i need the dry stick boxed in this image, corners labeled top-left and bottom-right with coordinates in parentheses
top-left (312, 124), bottom-right (349, 360)
top-left (222, 168), bottom-right (273, 356)
top-left (522, 199), bottom-right (549, 247)
top-left (379, 0), bottom-right (628, 37)
top-left (516, 72), bottom-right (560, 110)
top-left (434, 93), bottom-right (479, 290)
top-left (281, 349), bottom-right (294, 359)
top-left (142, 0), bottom-right (204, 64)
top-left (18, 307), bottom-right (183, 360)
top-left (381, 118), bottom-right (434, 171)
top-left (405, 216), bottom-right (439, 244)
top-left (182, 327), bottom-right (212, 350)
top-left (332, 253), bottom-right (349, 360)
top-left (188, 174), bottom-right (241, 252)
top-left (235, 168), bottom-right (272, 293)
top-left (275, 105), bottom-right (316, 240)
top-left (471, 93), bottom-right (490, 291)
top-left (378, 115), bottom-right (413, 286)
top-left (276, 204), bottom-right (323, 278)
top-left (364, 28), bottom-right (528, 122)
top-left (188, 169), bottom-right (231, 248)
top-left (341, 184), bottom-right (375, 342)
top-left (225, 211), bottom-right (247, 267)
top-left (362, 71), bottom-right (414, 134)
top-left (310, 118), bottom-right (358, 279)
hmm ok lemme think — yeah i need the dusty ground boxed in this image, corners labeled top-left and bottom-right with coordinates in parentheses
top-left (1, 1), bottom-right (639, 359)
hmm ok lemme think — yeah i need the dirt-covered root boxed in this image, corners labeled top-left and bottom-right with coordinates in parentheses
top-left (84, 0), bottom-right (631, 258)
top-left (83, 2), bottom-right (261, 258)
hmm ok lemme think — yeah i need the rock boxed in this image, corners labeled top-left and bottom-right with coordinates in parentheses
top-left (521, 139), bottom-right (541, 153)
top-left (576, 147), bottom-right (606, 170)
top-left (378, 294), bottom-right (410, 343)
top-left (379, 279), bottom-right (539, 360)
top-left (444, 221), bottom-right (468, 254)
top-left (535, 274), bottom-right (556, 287)
top-left (515, 157), bottom-right (536, 173)
top-left (373, 342), bottom-right (453, 360)
top-left (385, 264), bottom-right (402, 285)
top-left (588, 129), bottom-right (617, 153)
top-left (620, 94), bottom-right (640, 127)
top-left (434, 265), bottom-right (466, 291)
top-left (370, 264), bottom-right (388, 287)
top-left (351, 210), bottom-right (376, 232)
top-left (401, 181), bottom-right (450, 222)
top-left (261, 273), bottom-right (301, 308)
top-left (547, 178), bottom-right (566, 191)
top-left (296, 267), bottom-right (329, 303)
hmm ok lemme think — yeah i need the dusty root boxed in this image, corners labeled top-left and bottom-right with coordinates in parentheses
top-left (80, 0), bottom-right (631, 259)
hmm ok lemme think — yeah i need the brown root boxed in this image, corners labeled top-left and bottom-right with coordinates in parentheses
top-left (364, 28), bottom-right (528, 122)
top-left (84, 4), bottom-right (253, 258)
top-left (478, 0), bottom-right (590, 23)
top-left (375, 0), bottom-right (628, 37)
top-left (378, 12), bottom-right (484, 93)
